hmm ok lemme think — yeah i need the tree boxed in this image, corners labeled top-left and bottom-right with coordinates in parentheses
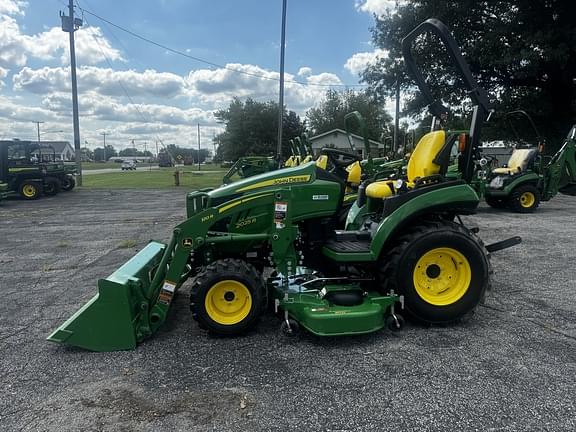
top-left (93, 145), bottom-right (117, 161)
top-left (306, 89), bottom-right (392, 141)
top-left (362, 0), bottom-right (576, 147)
top-left (214, 98), bottom-right (306, 161)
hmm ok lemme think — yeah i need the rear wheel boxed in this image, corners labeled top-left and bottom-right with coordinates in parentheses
top-left (61, 175), bottom-right (76, 191)
top-left (19, 181), bottom-right (43, 200)
top-left (43, 177), bottom-right (61, 196)
top-left (190, 259), bottom-right (266, 335)
top-left (380, 221), bottom-right (489, 324)
top-left (509, 184), bottom-right (540, 213)
top-left (485, 196), bottom-right (506, 209)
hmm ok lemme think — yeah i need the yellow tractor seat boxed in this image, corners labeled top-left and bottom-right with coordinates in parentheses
top-left (315, 155), bottom-right (328, 170)
top-left (366, 130), bottom-right (446, 199)
top-left (491, 148), bottom-right (538, 175)
top-left (345, 161), bottom-right (362, 186)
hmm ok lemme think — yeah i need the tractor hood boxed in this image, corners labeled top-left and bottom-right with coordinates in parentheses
top-left (186, 162), bottom-right (318, 217)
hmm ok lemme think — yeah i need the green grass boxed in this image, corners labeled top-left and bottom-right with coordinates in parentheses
top-left (82, 168), bottom-right (226, 189)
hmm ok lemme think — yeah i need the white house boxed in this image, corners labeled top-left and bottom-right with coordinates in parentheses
top-left (32, 141), bottom-right (75, 161)
top-left (308, 129), bottom-right (384, 158)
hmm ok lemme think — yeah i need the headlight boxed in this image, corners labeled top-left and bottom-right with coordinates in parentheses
top-left (489, 176), bottom-right (505, 189)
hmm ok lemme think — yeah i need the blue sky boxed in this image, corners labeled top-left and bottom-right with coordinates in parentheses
top-left (0, 0), bottom-right (393, 151)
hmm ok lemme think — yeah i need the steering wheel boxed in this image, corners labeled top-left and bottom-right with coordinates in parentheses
top-left (320, 148), bottom-right (361, 180)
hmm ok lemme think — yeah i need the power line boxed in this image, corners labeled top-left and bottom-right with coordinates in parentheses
top-left (75, 3), bottom-right (367, 88)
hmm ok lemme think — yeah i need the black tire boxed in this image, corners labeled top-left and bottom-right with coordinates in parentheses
top-left (379, 221), bottom-right (489, 324)
top-left (508, 184), bottom-right (540, 213)
top-left (190, 258), bottom-right (266, 335)
top-left (61, 175), bottom-right (76, 191)
top-left (485, 196), bottom-right (506, 209)
top-left (43, 177), bottom-right (61, 196)
top-left (19, 181), bottom-right (43, 200)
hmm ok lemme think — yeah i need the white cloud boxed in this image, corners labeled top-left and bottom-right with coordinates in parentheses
top-left (0, 94), bottom-right (59, 123)
top-left (41, 91), bottom-right (216, 127)
top-left (14, 66), bottom-right (185, 98)
top-left (0, 0), bottom-right (25, 16)
top-left (0, 66), bottom-right (8, 89)
top-left (297, 67), bottom-right (312, 77)
top-left (187, 63), bottom-right (342, 113)
top-left (344, 48), bottom-right (388, 75)
top-left (355, 0), bottom-right (403, 16)
top-left (0, 2), bottom-right (122, 69)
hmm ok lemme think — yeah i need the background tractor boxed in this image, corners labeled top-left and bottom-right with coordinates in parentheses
top-left (0, 140), bottom-right (76, 199)
top-left (48, 19), bottom-right (520, 352)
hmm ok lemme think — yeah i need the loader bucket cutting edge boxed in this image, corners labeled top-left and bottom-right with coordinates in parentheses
top-left (47, 241), bottom-right (167, 352)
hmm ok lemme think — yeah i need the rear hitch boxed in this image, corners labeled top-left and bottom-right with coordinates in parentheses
top-left (486, 236), bottom-right (522, 253)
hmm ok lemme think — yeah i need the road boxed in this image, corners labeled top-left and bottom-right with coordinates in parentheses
top-left (82, 165), bottom-right (160, 175)
top-left (1, 190), bottom-right (575, 431)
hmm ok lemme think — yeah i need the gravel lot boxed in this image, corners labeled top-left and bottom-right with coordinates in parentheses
top-left (1, 189), bottom-right (575, 431)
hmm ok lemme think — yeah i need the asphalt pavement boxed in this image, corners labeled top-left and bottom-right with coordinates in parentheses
top-left (83, 165), bottom-right (160, 175)
top-left (0, 189), bottom-right (574, 431)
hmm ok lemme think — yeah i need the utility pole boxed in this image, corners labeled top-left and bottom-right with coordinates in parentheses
top-left (33, 121), bottom-right (44, 144)
top-left (394, 76), bottom-right (400, 156)
top-left (197, 123), bottom-right (201, 171)
top-left (100, 132), bottom-right (107, 162)
top-left (276, 0), bottom-right (287, 164)
top-left (61, 0), bottom-right (83, 185)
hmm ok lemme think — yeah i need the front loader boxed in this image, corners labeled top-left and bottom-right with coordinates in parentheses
top-left (49, 19), bottom-right (520, 352)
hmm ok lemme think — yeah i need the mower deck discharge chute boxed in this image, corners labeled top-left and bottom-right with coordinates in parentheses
top-left (48, 19), bottom-right (521, 352)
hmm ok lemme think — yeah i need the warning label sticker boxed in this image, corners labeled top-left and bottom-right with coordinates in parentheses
top-left (274, 201), bottom-right (288, 229)
top-left (158, 280), bottom-right (177, 305)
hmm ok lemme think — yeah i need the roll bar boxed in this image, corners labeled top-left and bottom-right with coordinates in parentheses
top-left (401, 18), bottom-right (492, 182)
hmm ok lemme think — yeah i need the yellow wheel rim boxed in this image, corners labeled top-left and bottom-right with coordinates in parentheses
top-left (22, 184), bottom-right (36, 198)
top-left (413, 247), bottom-right (472, 306)
top-left (520, 191), bottom-right (535, 208)
top-left (205, 280), bottom-right (252, 325)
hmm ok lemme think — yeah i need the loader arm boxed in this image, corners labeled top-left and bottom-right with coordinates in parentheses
top-left (48, 190), bottom-right (301, 351)
top-left (543, 125), bottom-right (576, 199)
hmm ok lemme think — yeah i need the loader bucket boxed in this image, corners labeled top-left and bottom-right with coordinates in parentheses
top-left (47, 241), bottom-right (166, 352)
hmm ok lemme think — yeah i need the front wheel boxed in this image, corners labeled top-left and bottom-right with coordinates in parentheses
top-left (380, 221), bottom-right (489, 324)
top-left (190, 259), bottom-right (266, 335)
top-left (19, 181), bottom-right (43, 200)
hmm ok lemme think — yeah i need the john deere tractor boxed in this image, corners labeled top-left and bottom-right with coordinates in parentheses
top-left (49, 19), bottom-right (520, 352)
top-left (482, 123), bottom-right (576, 212)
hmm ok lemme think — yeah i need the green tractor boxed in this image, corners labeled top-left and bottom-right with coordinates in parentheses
top-left (482, 117), bottom-right (576, 212)
top-left (0, 140), bottom-right (76, 199)
top-left (446, 110), bottom-right (576, 212)
top-left (48, 19), bottom-right (520, 352)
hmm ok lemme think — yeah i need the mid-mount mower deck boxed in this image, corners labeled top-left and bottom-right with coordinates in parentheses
top-left (48, 19), bottom-right (521, 352)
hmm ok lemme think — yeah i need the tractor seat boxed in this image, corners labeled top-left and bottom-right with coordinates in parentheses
top-left (491, 148), bottom-right (538, 175)
top-left (366, 130), bottom-right (446, 199)
top-left (316, 155), bottom-right (362, 187)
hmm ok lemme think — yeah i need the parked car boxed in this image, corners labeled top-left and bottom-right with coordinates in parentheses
top-left (121, 160), bottom-right (137, 171)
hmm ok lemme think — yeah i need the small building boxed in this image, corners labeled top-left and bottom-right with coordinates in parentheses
top-left (308, 129), bottom-right (383, 158)
top-left (31, 141), bottom-right (75, 161)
